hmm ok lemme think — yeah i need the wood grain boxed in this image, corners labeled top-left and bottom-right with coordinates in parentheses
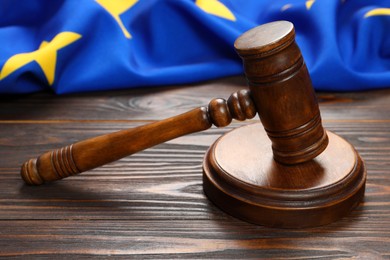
top-left (0, 77), bottom-right (389, 258)
top-left (2, 77), bottom-right (389, 122)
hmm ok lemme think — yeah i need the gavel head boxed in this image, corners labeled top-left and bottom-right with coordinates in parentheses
top-left (234, 20), bottom-right (328, 164)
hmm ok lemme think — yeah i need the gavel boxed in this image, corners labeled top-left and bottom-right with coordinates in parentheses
top-left (21, 21), bottom-right (366, 228)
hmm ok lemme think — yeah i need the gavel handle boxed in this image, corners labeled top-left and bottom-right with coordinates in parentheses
top-left (21, 89), bottom-right (256, 185)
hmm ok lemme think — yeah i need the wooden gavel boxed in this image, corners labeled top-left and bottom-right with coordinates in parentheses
top-left (21, 21), bottom-right (365, 228)
top-left (21, 88), bottom-right (259, 185)
top-left (21, 21), bottom-right (327, 185)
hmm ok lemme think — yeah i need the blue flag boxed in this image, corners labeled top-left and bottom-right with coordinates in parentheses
top-left (0, 0), bottom-right (389, 94)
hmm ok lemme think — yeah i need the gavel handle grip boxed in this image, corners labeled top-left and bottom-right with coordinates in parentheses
top-left (21, 89), bottom-right (256, 185)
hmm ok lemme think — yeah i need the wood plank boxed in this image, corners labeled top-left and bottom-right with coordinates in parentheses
top-left (0, 77), bottom-right (247, 121)
top-left (1, 76), bottom-right (390, 122)
top-left (0, 219), bottom-right (388, 258)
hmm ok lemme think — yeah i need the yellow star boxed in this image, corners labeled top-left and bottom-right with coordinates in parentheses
top-left (96, 0), bottom-right (138, 39)
top-left (0, 32), bottom-right (81, 85)
top-left (196, 0), bottom-right (236, 21)
top-left (306, 0), bottom-right (316, 10)
top-left (364, 8), bottom-right (390, 18)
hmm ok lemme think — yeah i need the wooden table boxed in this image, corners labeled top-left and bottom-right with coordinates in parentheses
top-left (0, 77), bottom-right (389, 258)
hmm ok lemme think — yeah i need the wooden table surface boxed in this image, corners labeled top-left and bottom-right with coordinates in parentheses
top-left (0, 77), bottom-right (389, 259)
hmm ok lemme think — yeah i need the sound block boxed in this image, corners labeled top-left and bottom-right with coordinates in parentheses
top-left (203, 123), bottom-right (366, 228)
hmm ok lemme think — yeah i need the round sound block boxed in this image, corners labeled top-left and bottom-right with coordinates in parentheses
top-left (203, 123), bottom-right (366, 228)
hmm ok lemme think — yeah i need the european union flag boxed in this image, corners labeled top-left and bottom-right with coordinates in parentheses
top-left (0, 0), bottom-right (389, 94)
